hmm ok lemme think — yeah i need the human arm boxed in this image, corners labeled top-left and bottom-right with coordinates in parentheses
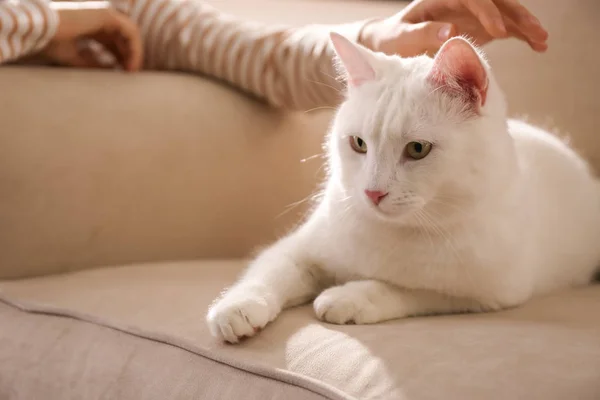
top-left (110, 0), bottom-right (361, 110)
top-left (0, 0), bottom-right (142, 70)
top-left (116, 0), bottom-right (547, 111)
top-left (0, 0), bottom-right (58, 64)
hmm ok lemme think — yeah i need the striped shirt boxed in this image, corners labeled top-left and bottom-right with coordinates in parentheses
top-left (0, 0), bottom-right (367, 110)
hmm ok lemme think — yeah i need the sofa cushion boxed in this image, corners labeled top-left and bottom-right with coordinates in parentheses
top-left (0, 302), bottom-right (331, 400)
top-left (1, 260), bottom-right (599, 400)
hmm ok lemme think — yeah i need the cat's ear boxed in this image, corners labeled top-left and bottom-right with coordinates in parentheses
top-left (330, 32), bottom-right (376, 88)
top-left (427, 37), bottom-right (489, 109)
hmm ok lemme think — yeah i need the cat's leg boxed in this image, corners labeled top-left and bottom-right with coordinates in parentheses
top-left (206, 235), bottom-right (324, 343)
top-left (314, 280), bottom-right (485, 325)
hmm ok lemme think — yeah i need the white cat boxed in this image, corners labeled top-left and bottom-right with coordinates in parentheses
top-left (206, 33), bottom-right (600, 343)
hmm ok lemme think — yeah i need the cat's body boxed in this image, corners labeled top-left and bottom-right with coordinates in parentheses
top-left (307, 119), bottom-right (599, 301)
top-left (207, 35), bottom-right (600, 343)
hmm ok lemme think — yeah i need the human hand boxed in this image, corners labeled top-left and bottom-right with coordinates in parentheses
top-left (360, 0), bottom-right (548, 58)
top-left (42, 1), bottom-right (142, 71)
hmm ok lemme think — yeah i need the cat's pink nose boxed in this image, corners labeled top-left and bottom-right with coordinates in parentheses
top-left (364, 189), bottom-right (388, 205)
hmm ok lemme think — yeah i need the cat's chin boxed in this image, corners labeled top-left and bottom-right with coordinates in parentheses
top-left (363, 202), bottom-right (421, 226)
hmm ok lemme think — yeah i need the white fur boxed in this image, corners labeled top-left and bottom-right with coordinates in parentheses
top-left (206, 38), bottom-right (600, 343)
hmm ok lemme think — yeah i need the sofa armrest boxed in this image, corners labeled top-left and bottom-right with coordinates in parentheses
top-left (0, 67), bottom-right (330, 279)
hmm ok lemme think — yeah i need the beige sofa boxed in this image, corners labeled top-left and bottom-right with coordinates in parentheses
top-left (1, 1), bottom-right (599, 399)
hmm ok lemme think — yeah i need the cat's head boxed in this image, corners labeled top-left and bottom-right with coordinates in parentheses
top-left (327, 33), bottom-right (515, 225)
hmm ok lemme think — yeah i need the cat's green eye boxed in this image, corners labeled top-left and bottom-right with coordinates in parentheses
top-left (405, 141), bottom-right (432, 160)
top-left (349, 136), bottom-right (368, 154)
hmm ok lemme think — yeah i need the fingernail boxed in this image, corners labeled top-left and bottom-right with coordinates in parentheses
top-left (438, 25), bottom-right (452, 41)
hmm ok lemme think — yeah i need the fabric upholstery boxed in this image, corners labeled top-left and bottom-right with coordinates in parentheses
top-left (1, 261), bottom-right (599, 400)
top-left (1, 1), bottom-right (600, 399)
top-left (0, 67), bottom-right (328, 279)
top-left (0, 301), bottom-right (334, 400)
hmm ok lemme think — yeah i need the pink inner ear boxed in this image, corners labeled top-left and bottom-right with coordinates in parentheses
top-left (428, 38), bottom-right (489, 109)
top-left (330, 32), bottom-right (375, 87)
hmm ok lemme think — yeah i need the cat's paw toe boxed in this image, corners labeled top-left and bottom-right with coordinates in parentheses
top-left (206, 291), bottom-right (279, 343)
top-left (313, 286), bottom-right (380, 325)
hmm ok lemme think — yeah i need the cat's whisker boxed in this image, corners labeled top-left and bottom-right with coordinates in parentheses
top-left (428, 199), bottom-right (473, 219)
top-left (423, 208), bottom-right (479, 287)
top-left (337, 203), bottom-right (355, 221)
top-left (429, 195), bottom-right (465, 206)
top-left (299, 153), bottom-right (325, 163)
top-left (331, 194), bottom-right (355, 220)
top-left (433, 201), bottom-right (477, 222)
top-left (315, 162), bottom-right (330, 179)
top-left (318, 68), bottom-right (341, 81)
top-left (276, 192), bottom-right (321, 219)
top-left (338, 196), bottom-right (353, 202)
top-left (420, 210), bottom-right (465, 268)
top-left (304, 106), bottom-right (337, 114)
top-left (413, 210), bottom-right (436, 250)
top-left (304, 78), bottom-right (343, 96)
top-left (318, 69), bottom-right (346, 86)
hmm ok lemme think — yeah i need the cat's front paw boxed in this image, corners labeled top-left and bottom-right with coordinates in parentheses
top-left (206, 287), bottom-right (280, 344)
top-left (314, 285), bottom-right (383, 325)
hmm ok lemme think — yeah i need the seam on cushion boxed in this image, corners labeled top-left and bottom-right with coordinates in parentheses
top-left (0, 296), bottom-right (356, 400)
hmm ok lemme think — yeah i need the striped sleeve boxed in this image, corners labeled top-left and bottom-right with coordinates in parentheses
top-left (0, 0), bottom-right (58, 64)
top-left (113, 0), bottom-right (364, 110)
